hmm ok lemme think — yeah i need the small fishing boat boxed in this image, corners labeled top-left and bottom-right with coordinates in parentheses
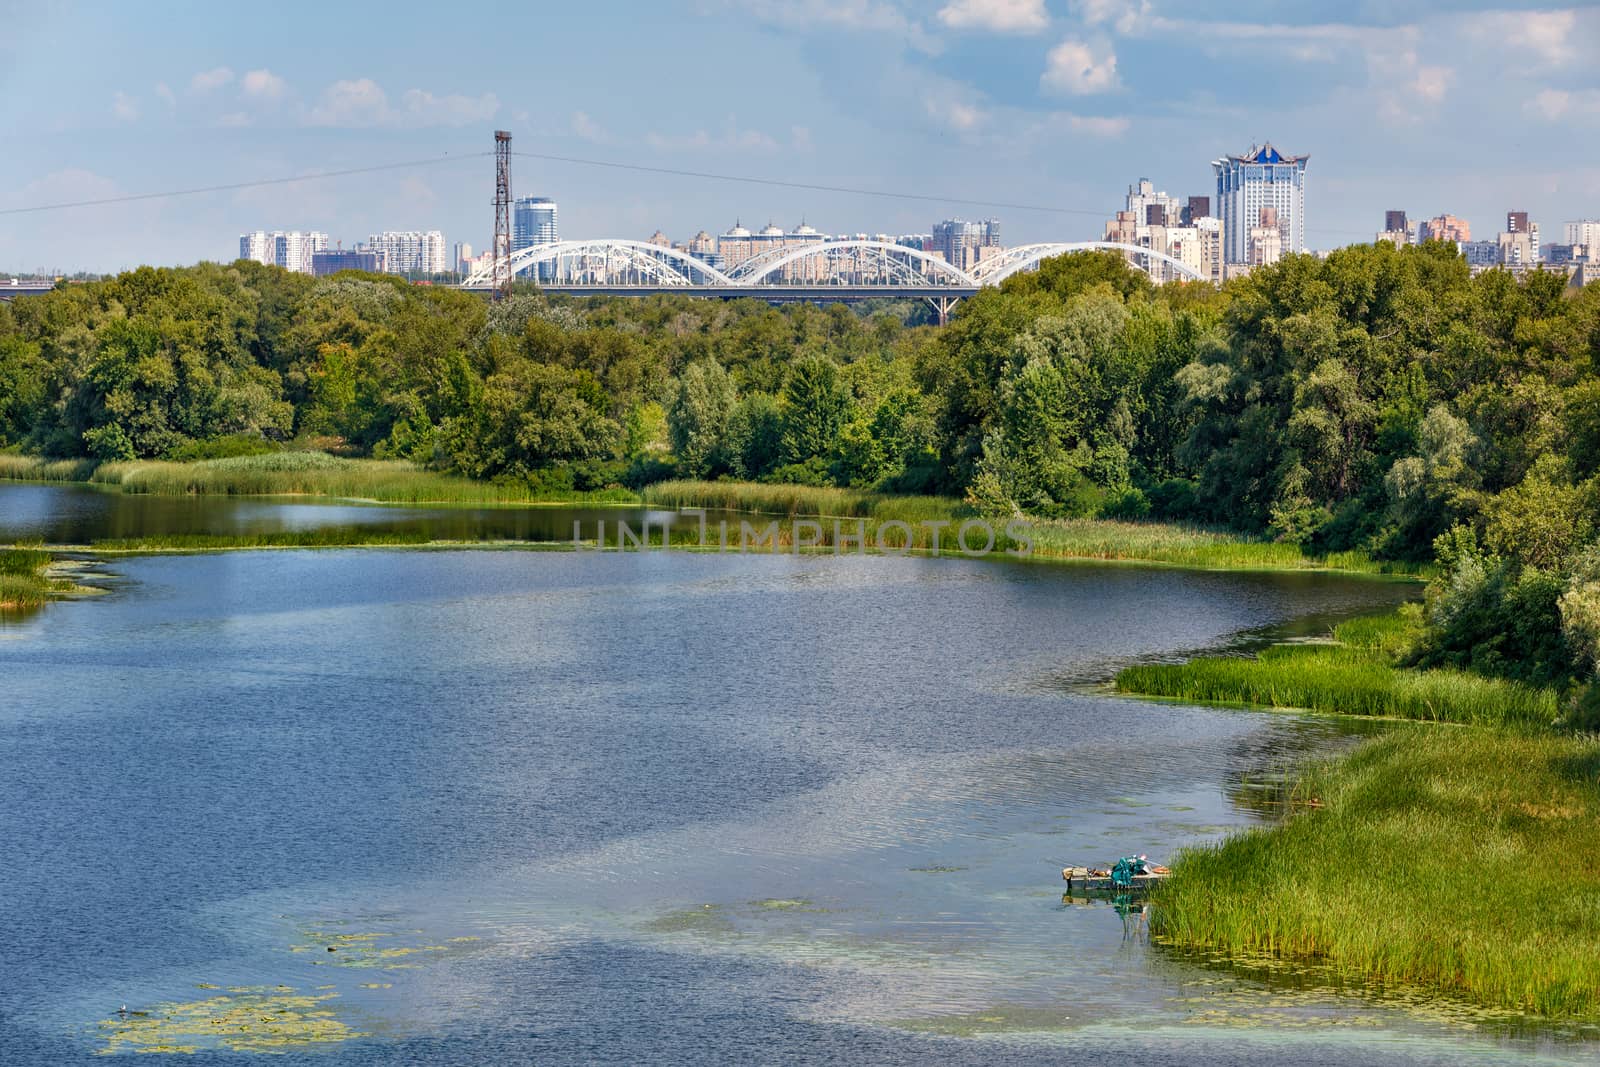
top-left (1061, 856), bottom-right (1169, 893)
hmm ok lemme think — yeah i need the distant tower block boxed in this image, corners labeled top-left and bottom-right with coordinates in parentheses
top-left (493, 130), bottom-right (513, 299)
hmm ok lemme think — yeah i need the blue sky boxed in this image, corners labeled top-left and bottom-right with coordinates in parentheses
top-left (2, 0), bottom-right (1597, 271)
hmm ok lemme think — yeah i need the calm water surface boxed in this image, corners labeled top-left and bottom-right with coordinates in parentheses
top-left (1, 486), bottom-right (1595, 1064)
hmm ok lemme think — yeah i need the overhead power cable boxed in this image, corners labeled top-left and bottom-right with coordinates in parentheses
top-left (512, 150), bottom-right (1112, 219)
top-left (0, 153), bottom-right (490, 216)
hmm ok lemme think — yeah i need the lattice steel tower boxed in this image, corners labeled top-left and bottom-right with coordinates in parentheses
top-left (493, 130), bottom-right (513, 299)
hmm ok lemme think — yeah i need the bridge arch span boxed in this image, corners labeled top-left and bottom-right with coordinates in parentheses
top-left (729, 239), bottom-right (978, 287)
top-left (971, 242), bottom-right (1207, 285)
top-left (463, 239), bottom-right (735, 288)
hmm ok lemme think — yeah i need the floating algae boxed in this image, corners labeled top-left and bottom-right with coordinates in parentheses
top-left (643, 903), bottom-right (737, 936)
top-left (751, 898), bottom-right (816, 911)
top-left (96, 988), bottom-right (366, 1055)
top-left (288, 925), bottom-right (454, 969)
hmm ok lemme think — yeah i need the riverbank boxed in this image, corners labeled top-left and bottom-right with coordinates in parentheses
top-left (0, 548), bottom-right (59, 610)
top-left (644, 480), bottom-right (1429, 576)
top-left (0, 453), bottom-right (636, 506)
top-left (2, 462), bottom-right (1431, 576)
top-left (1115, 609), bottom-right (1557, 727)
top-left (1151, 726), bottom-right (1600, 1018)
top-left (1117, 609), bottom-right (1597, 1019)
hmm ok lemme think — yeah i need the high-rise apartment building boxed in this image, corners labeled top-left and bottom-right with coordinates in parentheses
top-left (1123, 180), bottom-right (1182, 235)
top-left (931, 218), bottom-right (1001, 273)
top-left (453, 242), bottom-right (474, 274)
top-left (1249, 207), bottom-right (1284, 267)
top-left (1378, 211), bottom-right (1412, 248)
top-left (1419, 215), bottom-right (1470, 243)
top-left (1212, 143), bottom-right (1308, 264)
top-left (512, 197), bottom-right (559, 251)
top-left (1182, 196), bottom-right (1210, 226)
top-left (1564, 220), bottom-right (1600, 250)
top-left (1497, 221), bottom-right (1540, 265)
top-left (512, 197), bottom-right (558, 280)
top-left (238, 231), bottom-right (329, 274)
top-left (365, 231), bottom-right (449, 275)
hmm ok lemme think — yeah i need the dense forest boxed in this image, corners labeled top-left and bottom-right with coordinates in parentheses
top-left (3, 247), bottom-right (1600, 695)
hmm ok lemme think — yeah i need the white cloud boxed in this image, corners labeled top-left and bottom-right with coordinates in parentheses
top-left (571, 110), bottom-right (609, 143)
top-left (1065, 112), bottom-right (1129, 136)
top-left (308, 78), bottom-right (388, 126)
top-left (646, 118), bottom-right (785, 152)
top-left (924, 92), bottom-right (987, 130)
top-left (1071, 0), bottom-right (1150, 35)
top-left (1411, 64), bottom-right (1453, 103)
top-left (306, 79), bottom-right (497, 127)
top-left (398, 88), bottom-right (499, 126)
top-left (189, 66), bottom-right (234, 93)
top-left (1526, 88), bottom-right (1600, 121)
top-left (241, 69), bottom-right (287, 100)
top-left (111, 91), bottom-right (138, 121)
top-left (154, 82), bottom-right (176, 110)
top-left (1468, 9), bottom-right (1579, 66)
top-left (1041, 38), bottom-right (1120, 94)
top-left (732, 0), bottom-right (940, 53)
top-left (936, 0), bottom-right (1048, 34)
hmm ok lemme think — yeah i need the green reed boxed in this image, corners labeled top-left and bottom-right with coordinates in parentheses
top-left (1151, 727), bottom-right (1600, 1018)
top-left (1116, 611), bottom-right (1557, 727)
top-left (0, 547), bottom-right (62, 608)
top-left (1, 453), bottom-right (637, 505)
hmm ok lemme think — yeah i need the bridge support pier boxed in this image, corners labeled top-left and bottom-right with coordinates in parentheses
top-left (927, 295), bottom-right (960, 326)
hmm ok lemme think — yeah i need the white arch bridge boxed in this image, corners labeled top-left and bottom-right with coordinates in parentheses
top-left (460, 239), bottom-right (1208, 322)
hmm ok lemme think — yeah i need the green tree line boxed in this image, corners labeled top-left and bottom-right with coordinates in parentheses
top-left (3, 248), bottom-right (1600, 696)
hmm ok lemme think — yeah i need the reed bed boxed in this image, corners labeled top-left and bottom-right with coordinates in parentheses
top-left (89, 528), bottom-right (436, 552)
top-left (1116, 612), bottom-right (1558, 727)
top-left (1152, 727), bottom-right (1600, 1018)
top-left (641, 479), bottom-right (957, 522)
top-left (0, 453), bottom-right (637, 505)
top-left (643, 480), bottom-right (1426, 575)
top-left (0, 547), bottom-right (63, 609)
top-left (1027, 518), bottom-right (1425, 576)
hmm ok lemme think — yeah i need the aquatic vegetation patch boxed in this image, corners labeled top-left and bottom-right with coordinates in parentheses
top-left (288, 926), bottom-right (454, 969)
top-left (1152, 727), bottom-right (1600, 1020)
top-left (95, 988), bottom-right (366, 1055)
top-left (642, 904), bottom-right (738, 936)
top-left (0, 547), bottom-right (97, 613)
top-left (642, 480), bottom-right (1425, 575)
top-left (0, 453), bottom-right (637, 505)
top-left (1115, 609), bottom-right (1558, 728)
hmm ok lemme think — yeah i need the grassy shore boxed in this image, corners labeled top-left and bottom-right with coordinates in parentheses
top-left (0, 453), bottom-right (636, 505)
top-left (1151, 727), bottom-right (1600, 1018)
top-left (0, 547), bottom-right (59, 609)
top-left (644, 480), bottom-right (1428, 576)
top-left (4, 460), bottom-right (1425, 576)
top-left (1115, 610), bottom-right (1558, 727)
top-left (1120, 608), bottom-right (1597, 1018)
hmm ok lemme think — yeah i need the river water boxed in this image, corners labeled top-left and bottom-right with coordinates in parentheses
top-left (1, 484), bottom-right (1594, 1064)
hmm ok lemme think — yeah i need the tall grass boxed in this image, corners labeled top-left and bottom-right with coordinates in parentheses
top-left (1152, 728), bottom-right (1600, 1018)
top-left (89, 528), bottom-right (435, 552)
top-left (643, 480), bottom-right (1428, 576)
top-left (1115, 611), bottom-right (1558, 727)
top-left (0, 453), bottom-right (637, 505)
top-left (0, 547), bottom-right (61, 608)
top-left (641, 479), bottom-right (958, 522)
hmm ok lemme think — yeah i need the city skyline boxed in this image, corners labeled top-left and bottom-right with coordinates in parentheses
top-left (4, 1), bottom-right (1599, 273)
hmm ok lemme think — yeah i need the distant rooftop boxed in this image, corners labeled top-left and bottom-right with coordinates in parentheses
top-left (1222, 141), bottom-right (1309, 165)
